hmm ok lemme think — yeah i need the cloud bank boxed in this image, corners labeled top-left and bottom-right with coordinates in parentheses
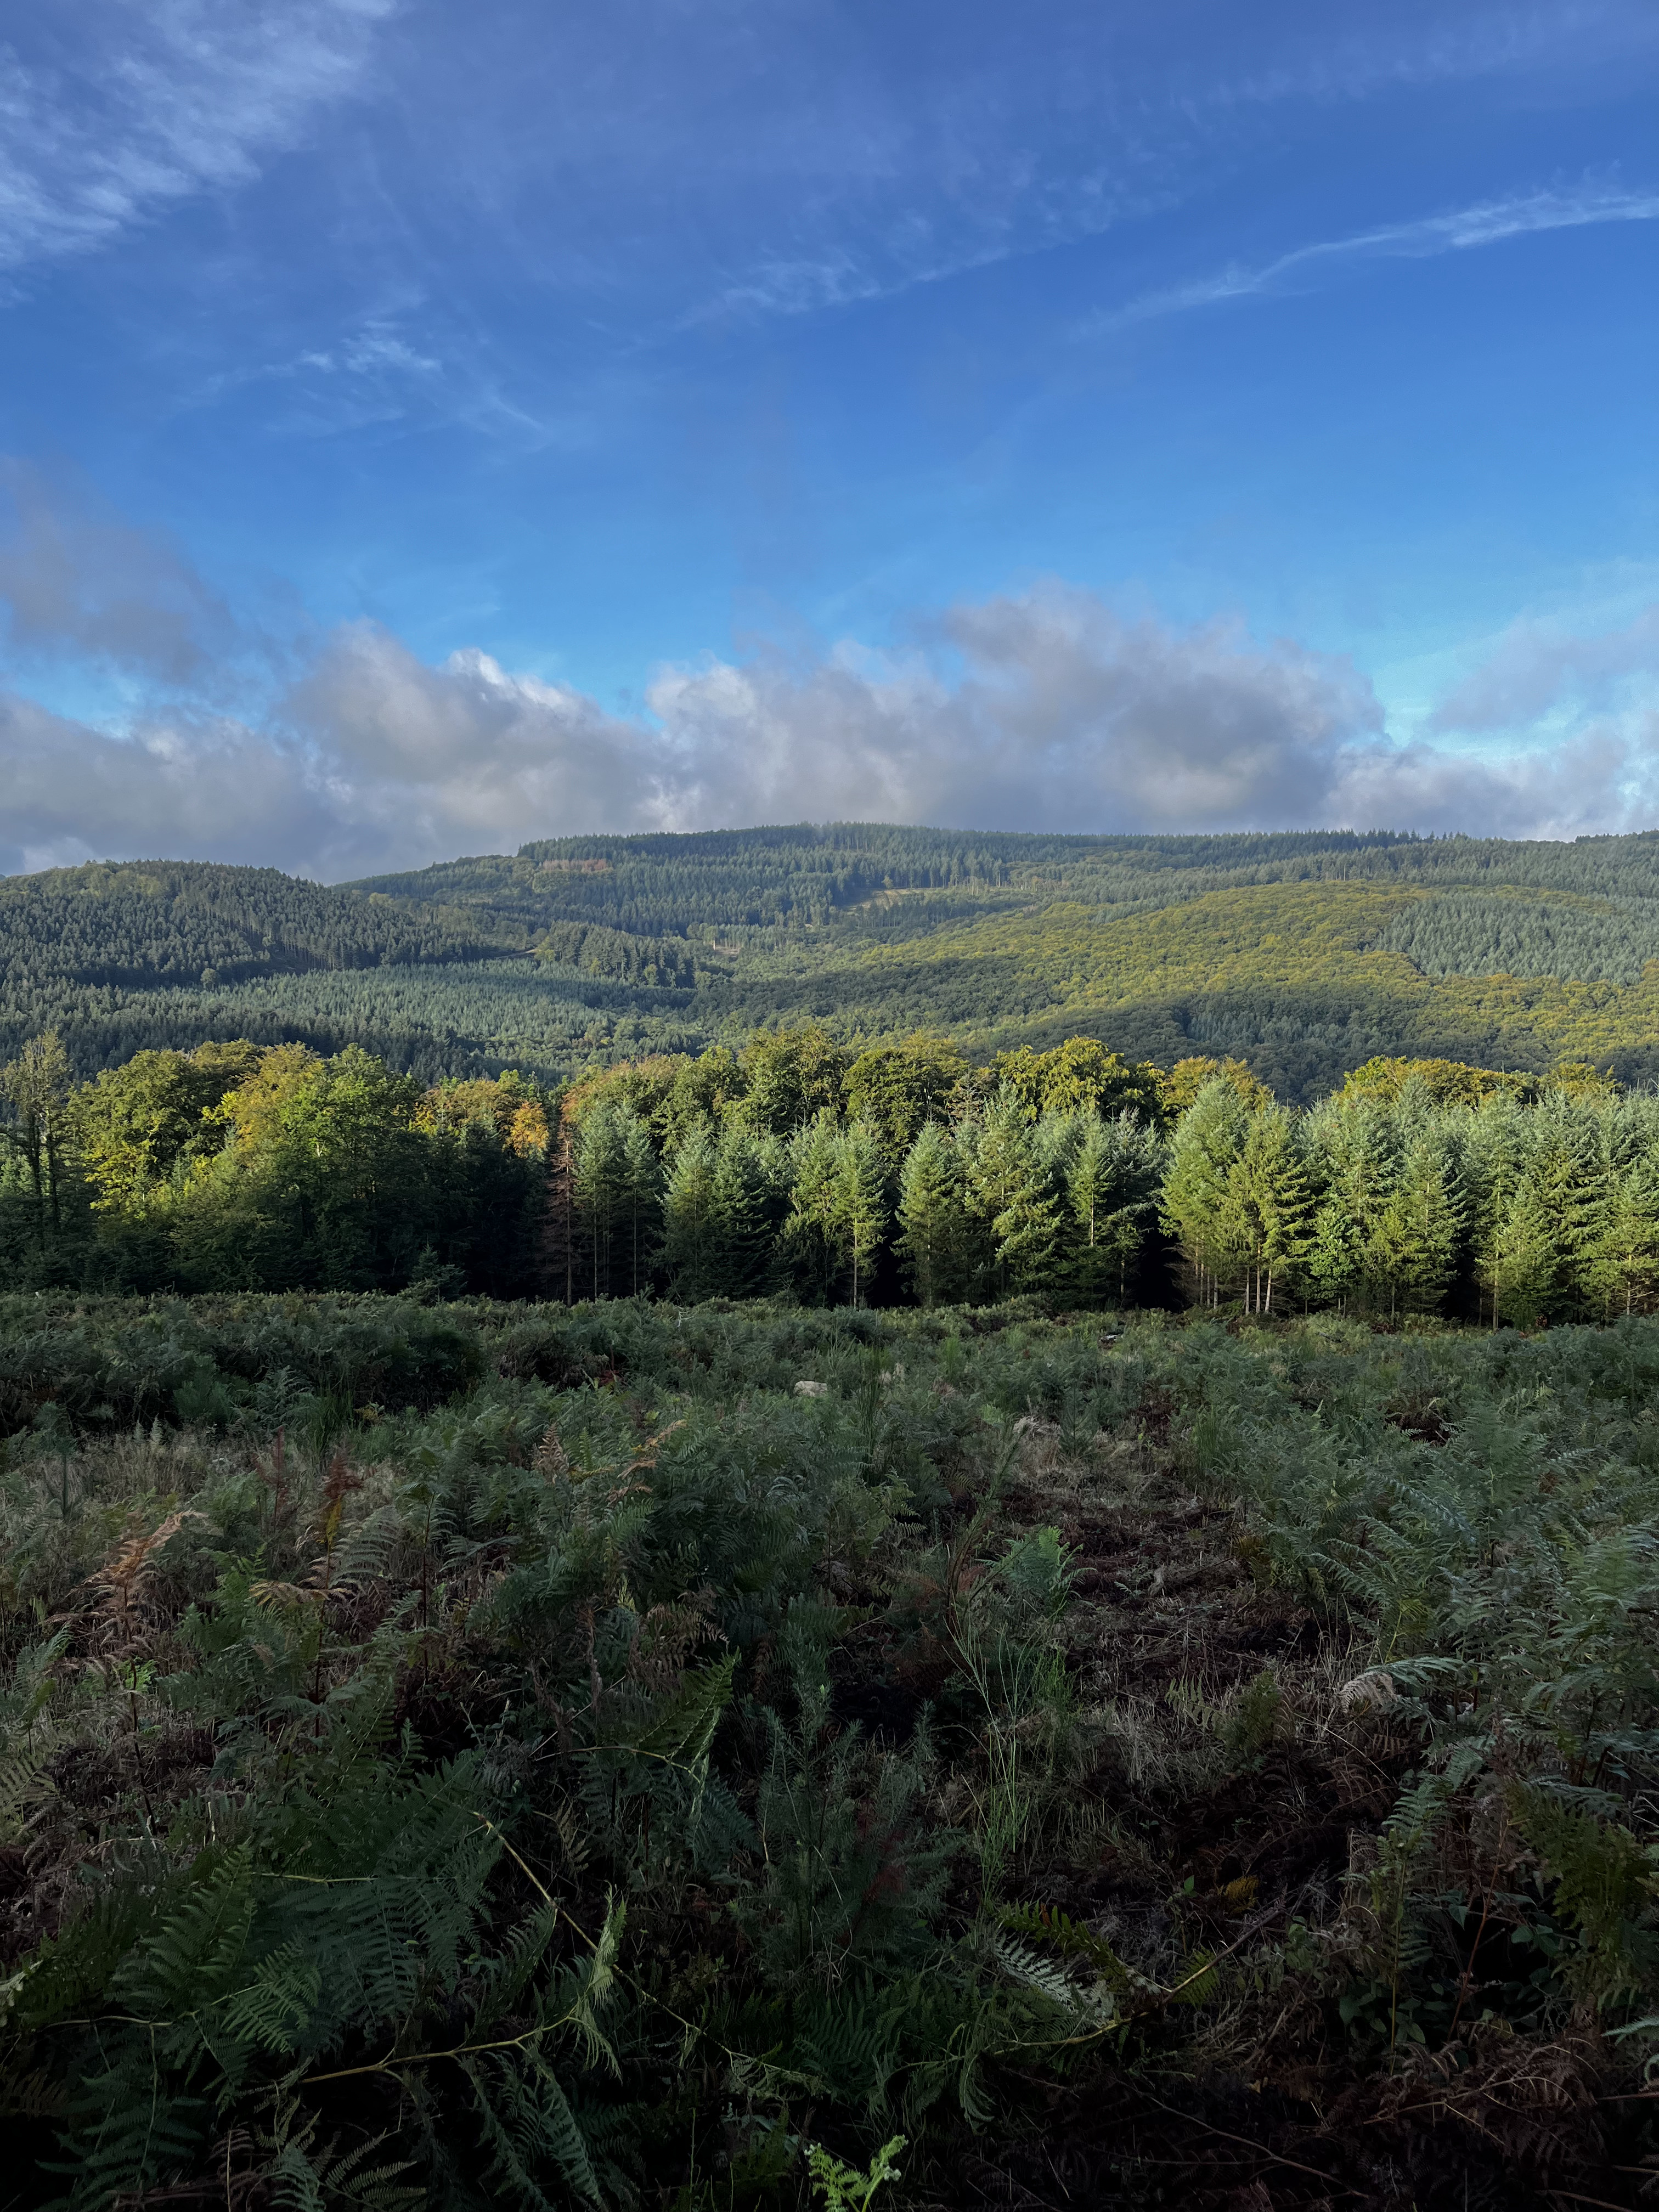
top-left (4, 569), bottom-right (1658, 881)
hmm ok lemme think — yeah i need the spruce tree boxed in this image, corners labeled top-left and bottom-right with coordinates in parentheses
top-left (662, 1125), bottom-right (723, 1300)
top-left (1370, 1127), bottom-right (1464, 1318)
top-left (895, 1120), bottom-right (973, 1307)
top-left (617, 1105), bottom-right (663, 1296)
top-left (1160, 1077), bottom-right (1250, 1306)
top-left (783, 1109), bottom-right (847, 1302)
top-left (1464, 1088), bottom-right (1532, 1329)
top-left (1227, 1105), bottom-right (1316, 1314)
top-left (1062, 1110), bottom-right (1166, 1306)
top-left (572, 1103), bottom-right (631, 1299)
top-left (1585, 1130), bottom-right (1659, 1317)
top-left (967, 1098), bottom-right (1063, 1295)
top-left (837, 1122), bottom-right (889, 1307)
top-left (1305, 1100), bottom-right (1400, 1314)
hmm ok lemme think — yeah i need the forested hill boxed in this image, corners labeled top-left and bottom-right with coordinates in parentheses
top-left (7, 826), bottom-right (1659, 1094)
top-left (349, 824), bottom-right (1659, 1097)
top-left (0, 860), bottom-right (516, 1075)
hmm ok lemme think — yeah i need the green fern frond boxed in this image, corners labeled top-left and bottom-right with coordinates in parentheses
top-left (631, 1652), bottom-right (738, 1765)
top-left (221, 1940), bottom-right (324, 2054)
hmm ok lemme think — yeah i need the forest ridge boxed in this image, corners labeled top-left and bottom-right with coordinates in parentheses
top-left (6, 822), bottom-right (1659, 1099)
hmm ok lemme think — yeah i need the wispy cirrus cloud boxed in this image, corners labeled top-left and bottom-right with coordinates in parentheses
top-left (1084, 179), bottom-right (1659, 335)
top-left (0, 0), bottom-right (391, 273)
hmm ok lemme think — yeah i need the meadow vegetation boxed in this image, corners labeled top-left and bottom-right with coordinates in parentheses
top-left (3, 1294), bottom-right (1659, 2208)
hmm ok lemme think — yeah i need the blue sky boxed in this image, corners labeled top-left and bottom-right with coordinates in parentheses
top-left (1, 0), bottom-right (1657, 877)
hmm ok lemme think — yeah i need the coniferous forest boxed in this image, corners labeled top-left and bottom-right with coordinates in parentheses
top-left (9, 834), bottom-right (1659, 2208)
top-left (12, 824), bottom-right (1659, 1101)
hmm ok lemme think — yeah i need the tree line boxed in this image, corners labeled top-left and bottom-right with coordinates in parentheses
top-left (553, 1034), bottom-right (1647, 1324)
top-left (0, 1034), bottom-right (551, 1298)
top-left (7, 1017), bottom-right (1641, 1323)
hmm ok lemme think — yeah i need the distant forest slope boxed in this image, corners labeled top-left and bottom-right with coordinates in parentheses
top-left (5, 826), bottom-right (1659, 1096)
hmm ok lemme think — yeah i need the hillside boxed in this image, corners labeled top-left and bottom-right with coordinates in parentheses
top-left (5, 827), bottom-right (1659, 1095)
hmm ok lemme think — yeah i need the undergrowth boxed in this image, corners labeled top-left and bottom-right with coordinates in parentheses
top-left (4, 1294), bottom-right (1659, 2208)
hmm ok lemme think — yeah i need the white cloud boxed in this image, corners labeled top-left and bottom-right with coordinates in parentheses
top-left (1428, 602), bottom-right (1659, 732)
top-left (0, 0), bottom-right (390, 272)
top-left (4, 575), bottom-right (1659, 882)
top-left (0, 689), bottom-right (332, 878)
top-left (645, 589), bottom-right (1384, 833)
top-left (283, 623), bottom-right (670, 861)
top-left (1085, 180), bottom-right (1659, 335)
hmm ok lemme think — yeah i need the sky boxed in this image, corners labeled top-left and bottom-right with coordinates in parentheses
top-left (1, 0), bottom-right (1656, 880)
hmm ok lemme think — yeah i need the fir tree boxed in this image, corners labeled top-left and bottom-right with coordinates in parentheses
top-left (1060, 1111), bottom-right (1166, 1307)
top-left (1464, 1089), bottom-right (1532, 1329)
top-left (783, 1109), bottom-right (847, 1303)
top-left (837, 1123), bottom-right (889, 1307)
top-left (1370, 1131), bottom-right (1464, 1318)
top-left (662, 1126), bottom-right (724, 1300)
top-left (573, 1102), bottom-right (631, 1299)
top-left (1305, 1101), bottom-right (1400, 1314)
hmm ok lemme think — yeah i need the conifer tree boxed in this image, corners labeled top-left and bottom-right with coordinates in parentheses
top-left (1492, 1169), bottom-right (1562, 1328)
top-left (1523, 1095), bottom-right (1612, 1319)
top-left (837, 1122), bottom-right (889, 1307)
top-left (1305, 1101), bottom-right (1400, 1314)
top-left (967, 1098), bottom-right (1063, 1295)
top-left (1160, 1077), bottom-right (1250, 1306)
top-left (1, 1030), bottom-right (75, 1250)
top-left (1370, 1129), bottom-right (1464, 1318)
top-left (573, 1102), bottom-right (631, 1299)
top-left (895, 1120), bottom-right (973, 1307)
top-left (783, 1109), bottom-right (847, 1302)
top-left (662, 1125), bottom-right (724, 1300)
top-left (1227, 1104), bottom-right (1316, 1313)
top-left (1585, 1132), bottom-right (1659, 1317)
top-left (617, 1105), bottom-right (663, 1295)
top-left (1464, 1088), bottom-right (1532, 1329)
top-left (1060, 1111), bottom-right (1166, 1306)
top-left (711, 1126), bottom-right (781, 1298)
